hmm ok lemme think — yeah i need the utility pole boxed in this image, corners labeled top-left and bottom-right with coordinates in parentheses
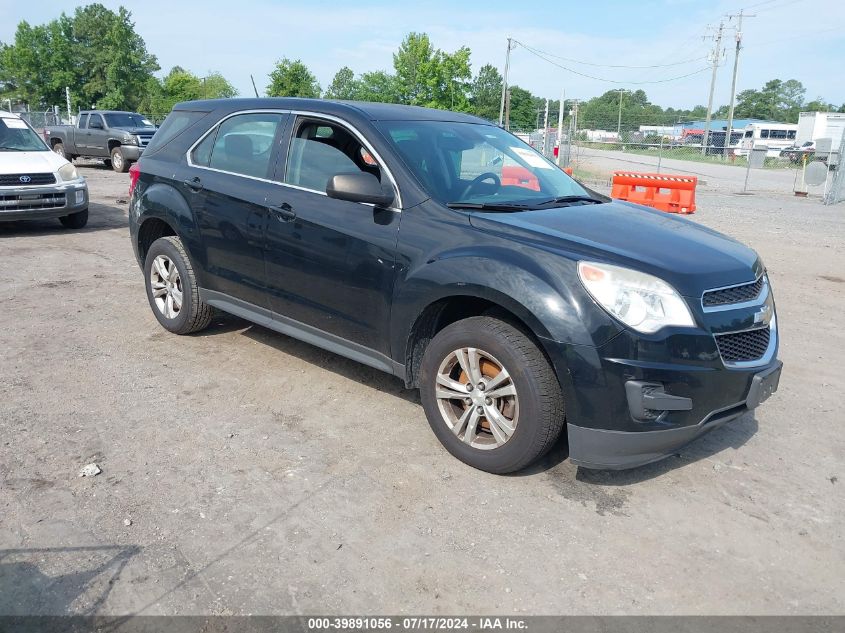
top-left (542, 98), bottom-right (550, 155)
top-left (557, 89), bottom-right (565, 165)
top-left (498, 37), bottom-right (515, 127)
top-left (65, 87), bottom-right (72, 123)
top-left (723, 10), bottom-right (755, 156)
top-left (616, 88), bottom-right (627, 138)
top-left (701, 21), bottom-right (725, 154)
top-left (504, 89), bottom-right (512, 131)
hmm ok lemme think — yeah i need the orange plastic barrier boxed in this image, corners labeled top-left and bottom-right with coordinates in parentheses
top-left (610, 172), bottom-right (697, 214)
top-left (563, 166), bottom-right (573, 176)
top-left (501, 166), bottom-right (540, 191)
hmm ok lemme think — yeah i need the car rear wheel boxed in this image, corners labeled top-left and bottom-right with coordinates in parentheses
top-left (59, 208), bottom-right (88, 229)
top-left (110, 147), bottom-right (128, 173)
top-left (419, 316), bottom-right (565, 474)
top-left (144, 236), bottom-right (213, 335)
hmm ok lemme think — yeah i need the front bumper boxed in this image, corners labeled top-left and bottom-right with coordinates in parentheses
top-left (0, 181), bottom-right (88, 221)
top-left (568, 360), bottom-right (782, 469)
top-left (119, 145), bottom-right (143, 161)
top-left (540, 287), bottom-right (781, 470)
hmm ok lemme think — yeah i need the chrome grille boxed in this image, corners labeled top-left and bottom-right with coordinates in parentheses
top-left (0, 192), bottom-right (66, 211)
top-left (137, 134), bottom-right (154, 147)
top-left (715, 326), bottom-right (771, 363)
top-left (0, 173), bottom-right (57, 186)
top-left (703, 276), bottom-right (765, 307)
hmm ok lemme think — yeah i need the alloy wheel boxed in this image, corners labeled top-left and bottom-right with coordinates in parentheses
top-left (434, 347), bottom-right (519, 450)
top-left (150, 255), bottom-right (183, 319)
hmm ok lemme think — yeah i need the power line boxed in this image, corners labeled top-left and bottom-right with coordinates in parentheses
top-left (513, 40), bottom-right (714, 85)
top-left (507, 44), bottom-right (708, 69)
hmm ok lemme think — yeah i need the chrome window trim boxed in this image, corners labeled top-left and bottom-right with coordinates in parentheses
top-left (185, 108), bottom-right (403, 211)
top-left (714, 313), bottom-right (778, 369)
top-left (186, 108), bottom-right (291, 185)
top-left (701, 273), bottom-right (768, 313)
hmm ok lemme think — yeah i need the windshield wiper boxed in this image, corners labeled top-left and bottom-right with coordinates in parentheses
top-left (534, 195), bottom-right (604, 206)
top-left (446, 201), bottom-right (536, 211)
top-left (0, 146), bottom-right (26, 151)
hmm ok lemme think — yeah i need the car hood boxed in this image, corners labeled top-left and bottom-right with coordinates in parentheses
top-left (0, 150), bottom-right (67, 176)
top-left (467, 200), bottom-right (763, 298)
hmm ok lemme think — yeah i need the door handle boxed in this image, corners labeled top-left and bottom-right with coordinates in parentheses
top-left (183, 176), bottom-right (203, 192)
top-left (269, 203), bottom-right (296, 222)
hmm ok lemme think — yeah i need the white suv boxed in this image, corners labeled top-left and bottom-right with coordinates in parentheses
top-left (0, 110), bottom-right (89, 228)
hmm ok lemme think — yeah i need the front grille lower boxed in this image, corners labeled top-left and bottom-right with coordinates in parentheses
top-left (0, 173), bottom-right (57, 186)
top-left (703, 276), bottom-right (765, 307)
top-left (137, 134), bottom-right (154, 147)
top-left (0, 192), bottom-right (66, 211)
top-left (715, 326), bottom-right (771, 363)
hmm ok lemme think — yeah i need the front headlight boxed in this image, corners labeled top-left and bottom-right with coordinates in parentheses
top-left (123, 135), bottom-right (139, 145)
top-left (58, 163), bottom-right (80, 182)
top-left (578, 261), bottom-right (695, 333)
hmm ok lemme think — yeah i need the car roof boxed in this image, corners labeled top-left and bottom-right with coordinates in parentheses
top-left (172, 98), bottom-right (490, 124)
top-left (0, 110), bottom-right (21, 118)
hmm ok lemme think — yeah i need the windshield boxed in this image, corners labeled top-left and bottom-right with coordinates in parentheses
top-left (377, 120), bottom-right (593, 208)
top-left (103, 113), bottom-right (155, 129)
top-left (0, 117), bottom-right (49, 151)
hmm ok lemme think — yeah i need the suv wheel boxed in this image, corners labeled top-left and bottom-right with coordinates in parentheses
top-left (144, 236), bottom-right (213, 334)
top-left (419, 316), bottom-right (565, 474)
top-left (59, 208), bottom-right (88, 229)
top-left (110, 147), bottom-right (128, 173)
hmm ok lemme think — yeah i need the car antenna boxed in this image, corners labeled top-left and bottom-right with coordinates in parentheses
top-left (250, 75), bottom-right (260, 98)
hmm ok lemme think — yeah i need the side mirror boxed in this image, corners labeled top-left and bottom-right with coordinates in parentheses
top-left (326, 172), bottom-right (395, 207)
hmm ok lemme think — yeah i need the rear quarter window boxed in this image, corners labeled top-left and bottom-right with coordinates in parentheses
top-left (144, 110), bottom-right (209, 155)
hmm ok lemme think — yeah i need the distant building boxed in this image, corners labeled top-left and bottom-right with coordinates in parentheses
top-left (681, 118), bottom-right (778, 132)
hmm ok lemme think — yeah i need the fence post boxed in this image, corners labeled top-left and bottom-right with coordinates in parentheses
top-left (657, 135), bottom-right (664, 174)
top-left (743, 141), bottom-right (754, 193)
top-left (823, 126), bottom-right (845, 205)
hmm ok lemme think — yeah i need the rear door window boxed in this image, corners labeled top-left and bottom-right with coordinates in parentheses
top-left (206, 113), bottom-right (285, 179)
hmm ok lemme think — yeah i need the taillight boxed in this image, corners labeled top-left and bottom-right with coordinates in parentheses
top-left (128, 162), bottom-right (141, 197)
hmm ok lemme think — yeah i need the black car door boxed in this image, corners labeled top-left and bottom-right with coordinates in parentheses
top-left (264, 115), bottom-right (401, 357)
top-left (183, 110), bottom-right (290, 310)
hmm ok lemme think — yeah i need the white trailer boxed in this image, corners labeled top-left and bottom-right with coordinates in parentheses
top-left (797, 111), bottom-right (845, 152)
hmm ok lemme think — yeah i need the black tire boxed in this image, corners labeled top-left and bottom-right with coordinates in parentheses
top-left (144, 236), bottom-right (213, 335)
top-left (103, 159), bottom-right (112, 168)
top-left (111, 147), bottom-right (129, 173)
top-left (419, 316), bottom-right (565, 474)
top-left (59, 208), bottom-right (88, 229)
top-left (53, 142), bottom-right (65, 158)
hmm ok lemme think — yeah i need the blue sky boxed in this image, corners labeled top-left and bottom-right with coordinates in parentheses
top-left (1, 0), bottom-right (843, 110)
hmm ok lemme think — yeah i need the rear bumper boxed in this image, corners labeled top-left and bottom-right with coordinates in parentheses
top-left (0, 181), bottom-right (88, 221)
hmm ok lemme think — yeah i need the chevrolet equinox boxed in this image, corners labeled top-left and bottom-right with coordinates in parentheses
top-left (128, 98), bottom-right (782, 473)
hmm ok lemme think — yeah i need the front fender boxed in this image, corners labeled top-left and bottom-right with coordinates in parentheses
top-left (390, 248), bottom-right (621, 354)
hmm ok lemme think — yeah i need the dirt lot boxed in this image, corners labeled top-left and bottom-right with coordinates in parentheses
top-left (1, 165), bottom-right (843, 615)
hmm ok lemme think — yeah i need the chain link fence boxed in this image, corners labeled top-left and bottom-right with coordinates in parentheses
top-left (16, 109), bottom-right (66, 130)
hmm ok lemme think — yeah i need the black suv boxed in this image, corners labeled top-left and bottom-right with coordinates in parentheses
top-left (129, 98), bottom-right (782, 473)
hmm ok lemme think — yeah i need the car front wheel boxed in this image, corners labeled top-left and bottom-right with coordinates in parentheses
top-left (419, 316), bottom-right (565, 474)
top-left (110, 147), bottom-right (129, 173)
top-left (144, 236), bottom-right (213, 335)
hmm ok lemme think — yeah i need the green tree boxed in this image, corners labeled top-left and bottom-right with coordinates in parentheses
top-left (470, 64), bottom-right (503, 122)
top-left (391, 32), bottom-right (471, 110)
top-left (507, 86), bottom-right (537, 131)
top-left (393, 32), bottom-right (436, 105)
top-left (267, 58), bottom-right (320, 98)
top-left (733, 79), bottom-right (806, 122)
top-left (355, 71), bottom-right (399, 103)
top-left (139, 67), bottom-right (237, 116)
top-left (325, 66), bottom-right (359, 100)
top-left (427, 46), bottom-right (471, 111)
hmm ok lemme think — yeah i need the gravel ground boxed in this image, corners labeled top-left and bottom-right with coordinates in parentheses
top-left (1, 164), bottom-right (843, 616)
